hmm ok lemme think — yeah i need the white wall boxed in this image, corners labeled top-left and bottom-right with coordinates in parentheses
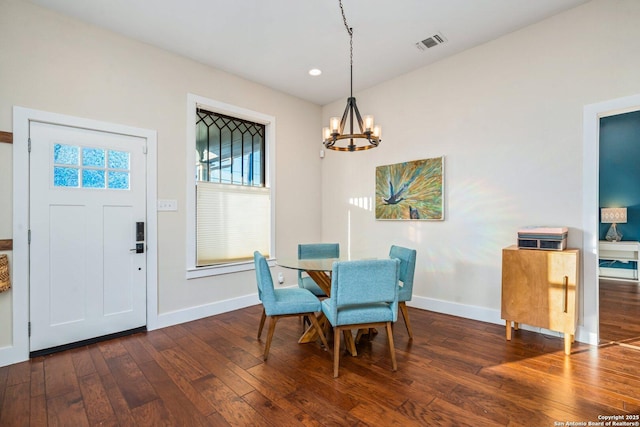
top-left (321, 0), bottom-right (640, 341)
top-left (0, 0), bottom-right (323, 353)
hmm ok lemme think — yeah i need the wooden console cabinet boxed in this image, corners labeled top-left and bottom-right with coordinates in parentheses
top-left (501, 246), bottom-right (579, 355)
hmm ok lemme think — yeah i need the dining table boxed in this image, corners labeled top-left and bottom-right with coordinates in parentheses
top-left (276, 257), bottom-right (361, 356)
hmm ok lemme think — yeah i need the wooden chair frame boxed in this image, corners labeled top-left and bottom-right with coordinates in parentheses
top-left (398, 302), bottom-right (413, 338)
top-left (257, 308), bottom-right (329, 361)
top-left (332, 321), bottom-right (396, 378)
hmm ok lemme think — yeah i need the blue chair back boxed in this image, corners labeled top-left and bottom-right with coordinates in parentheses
top-left (254, 251), bottom-right (275, 306)
top-left (325, 259), bottom-right (400, 325)
top-left (389, 245), bottom-right (416, 302)
top-left (297, 243), bottom-right (339, 295)
top-left (298, 243), bottom-right (340, 260)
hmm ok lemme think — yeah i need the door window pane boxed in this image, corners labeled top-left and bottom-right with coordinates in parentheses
top-left (54, 167), bottom-right (79, 187)
top-left (108, 171), bottom-right (130, 189)
top-left (82, 169), bottom-right (105, 188)
top-left (82, 147), bottom-right (105, 167)
top-left (53, 144), bottom-right (79, 165)
top-left (108, 150), bottom-right (130, 170)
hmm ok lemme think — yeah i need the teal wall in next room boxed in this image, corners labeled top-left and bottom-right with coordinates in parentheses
top-left (599, 109), bottom-right (640, 243)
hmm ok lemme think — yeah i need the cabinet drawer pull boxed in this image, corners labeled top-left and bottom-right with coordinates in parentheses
top-left (563, 276), bottom-right (568, 313)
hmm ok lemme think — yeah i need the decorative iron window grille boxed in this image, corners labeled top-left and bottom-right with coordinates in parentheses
top-left (195, 108), bottom-right (265, 187)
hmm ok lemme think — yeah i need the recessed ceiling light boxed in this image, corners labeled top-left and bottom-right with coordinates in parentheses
top-left (308, 68), bottom-right (322, 76)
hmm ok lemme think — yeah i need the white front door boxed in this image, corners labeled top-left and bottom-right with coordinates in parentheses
top-left (29, 121), bottom-right (147, 352)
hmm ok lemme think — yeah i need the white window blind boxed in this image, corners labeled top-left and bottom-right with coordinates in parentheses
top-left (196, 181), bottom-right (270, 266)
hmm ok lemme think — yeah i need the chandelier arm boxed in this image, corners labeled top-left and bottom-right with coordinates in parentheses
top-left (349, 99), bottom-right (355, 146)
top-left (350, 97), bottom-right (366, 134)
top-left (338, 100), bottom-right (351, 135)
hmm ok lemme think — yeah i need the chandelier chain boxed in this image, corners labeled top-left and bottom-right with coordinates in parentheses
top-left (339, 0), bottom-right (353, 69)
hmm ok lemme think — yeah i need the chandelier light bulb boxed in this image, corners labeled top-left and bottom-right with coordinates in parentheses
top-left (363, 115), bottom-right (374, 132)
top-left (329, 117), bottom-right (341, 134)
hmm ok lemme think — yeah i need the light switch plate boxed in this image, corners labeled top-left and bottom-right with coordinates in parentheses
top-left (157, 199), bottom-right (178, 211)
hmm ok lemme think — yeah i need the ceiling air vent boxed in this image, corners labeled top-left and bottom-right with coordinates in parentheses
top-left (416, 32), bottom-right (447, 51)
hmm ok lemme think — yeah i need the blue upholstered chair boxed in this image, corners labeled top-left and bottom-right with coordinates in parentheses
top-left (254, 251), bottom-right (328, 360)
top-left (389, 245), bottom-right (417, 339)
top-left (321, 258), bottom-right (400, 377)
top-left (298, 243), bottom-right (340, 297)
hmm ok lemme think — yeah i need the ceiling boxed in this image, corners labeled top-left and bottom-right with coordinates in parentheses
top-left (28, 0), bottom-right (590, 105)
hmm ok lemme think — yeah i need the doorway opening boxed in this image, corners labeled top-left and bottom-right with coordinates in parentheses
top-left (597, 109), bottom-right (640, 346)
top-left (583, 93), bottom-right (640, 346)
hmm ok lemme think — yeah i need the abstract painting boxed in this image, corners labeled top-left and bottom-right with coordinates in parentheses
top-left (375, 156), bottom-right (444, 220)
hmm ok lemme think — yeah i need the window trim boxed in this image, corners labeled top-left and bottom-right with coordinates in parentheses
top-left (186, 93), bottom-right (276, 279)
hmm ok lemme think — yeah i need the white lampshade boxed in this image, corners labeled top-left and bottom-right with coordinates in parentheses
top-left (601, 207), bottom-right (627, 224)
top-left (329, 117), bottom-right (340, 134)
top-left (363, 115), bottom-right (374, 132)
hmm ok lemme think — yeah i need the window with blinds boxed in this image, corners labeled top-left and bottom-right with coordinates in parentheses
top-left (195, 108), bottom-right (269, 266)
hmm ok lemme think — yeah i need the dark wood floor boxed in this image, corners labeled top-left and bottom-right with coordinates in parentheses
top-left (1, 305), bottom-right (639, 426)
top-left (599, 278), bottom-right (640, 343)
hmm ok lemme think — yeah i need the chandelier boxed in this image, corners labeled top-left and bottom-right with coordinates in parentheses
top-left (322, 0), bottom-right (381, 152)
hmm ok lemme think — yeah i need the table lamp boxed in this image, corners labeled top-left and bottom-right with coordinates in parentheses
top-left (601, 207), bottom-right (627, 242)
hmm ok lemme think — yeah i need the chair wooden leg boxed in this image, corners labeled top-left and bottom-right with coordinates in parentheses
top-left (385, 322), bottom-right (397, 372)
top-left (257, 307), bottom-right (266, 339)
top-left (264, 317), bottom-right (278, 361)
top-left (308, 314), bottom-right (329, 351)
top-left (333, 327), bottom-right (341, 378)
top-left (399, 302), bottom-right (413, 339)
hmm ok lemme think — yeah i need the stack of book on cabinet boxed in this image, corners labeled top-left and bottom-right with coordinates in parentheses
top-left (517, 226), bottom-right (568, 251)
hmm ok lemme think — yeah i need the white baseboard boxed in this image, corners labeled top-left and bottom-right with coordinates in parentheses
top-left (408, 296), bottom-right (594, 345)
top-left (408, 295), bottom-right (503, 325)
top-left (152, 293), bottom-right (261, 330)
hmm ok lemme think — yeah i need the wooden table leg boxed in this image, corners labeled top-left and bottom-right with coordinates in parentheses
top-left (505, 320), bottom-right (512, 341)
top-left (298, 270), bottom-right (331, 345)
top-left (343, 330), bottom-right (357, 356)
top-left (299, 316), bottom-right (358, 356)
top-left (299, 313), bottom-right (327, 344)
top-left (306, 270), bottom-right (332, 296)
